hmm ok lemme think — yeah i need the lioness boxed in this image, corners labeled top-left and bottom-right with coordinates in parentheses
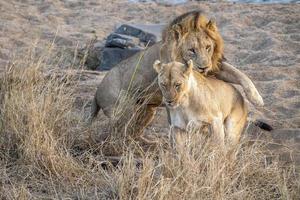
top-left (89, 11), bottom-right (263, 137)
top-left (153, 60), bottom-right (248, 145)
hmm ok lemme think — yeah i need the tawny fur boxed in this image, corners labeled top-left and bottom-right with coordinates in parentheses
top-left (162, 10), bottom-right (224, 72)
top-left (154, 60), bottom-right (248, 146)
top-left (89, 11), bottom-right (262, 138)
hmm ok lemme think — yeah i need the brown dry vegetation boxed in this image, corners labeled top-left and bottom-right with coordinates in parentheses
top-left (0, 45), bottom-right (299, 199)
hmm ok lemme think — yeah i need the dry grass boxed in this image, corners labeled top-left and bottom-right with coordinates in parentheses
top-left (0, 46), bottom-right (299, 199)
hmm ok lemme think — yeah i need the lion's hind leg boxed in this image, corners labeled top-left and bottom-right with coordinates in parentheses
top-left (87, 97), bottom-right (100, 124)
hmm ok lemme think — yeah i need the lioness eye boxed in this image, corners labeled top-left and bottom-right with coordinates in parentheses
top-left (175, 83), bottom-right (181, 90)
top-left (206, 45), bottom-right (211, 52)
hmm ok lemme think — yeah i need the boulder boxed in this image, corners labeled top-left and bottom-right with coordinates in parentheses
top-left (96, 48), bottom-right (140, 71)
top-left (85, 23), bottom-right (165, 71)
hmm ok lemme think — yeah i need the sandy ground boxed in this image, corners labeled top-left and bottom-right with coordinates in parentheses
top-left (0, 1), bottom-right (299, 162)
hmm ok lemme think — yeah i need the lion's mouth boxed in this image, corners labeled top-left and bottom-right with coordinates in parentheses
top-left (195, 65), bottom-right (208, 73)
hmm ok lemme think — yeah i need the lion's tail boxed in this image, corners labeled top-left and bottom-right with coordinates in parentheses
top-left (250, 119), bottom-right (273, 131)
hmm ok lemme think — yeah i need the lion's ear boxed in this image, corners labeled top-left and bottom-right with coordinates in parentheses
top-left (206, 19), bottom-right (217, 32)
top-left (153, 60), bottom-right (162, 73)
top-left (171, 24), bottom-right (182, 41)
top-left (185, 60), bottom-right (193, 75)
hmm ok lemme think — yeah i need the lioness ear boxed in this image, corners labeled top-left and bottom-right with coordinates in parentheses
top-left (153, 60), bottom-right (162, 73)
top-left (206, 19), bottom-right (217, 32)
top-left (185, 60), bottom-right (193, 75)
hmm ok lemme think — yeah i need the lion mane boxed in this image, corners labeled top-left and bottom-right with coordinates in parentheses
top-left (161, 10), bottom-right (224, 72)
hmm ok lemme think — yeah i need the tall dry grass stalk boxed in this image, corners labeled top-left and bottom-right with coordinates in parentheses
top-left (0, 45), bottom-right (107, 199)
top-left (0, 44), bottom-right (299, 199)
top-left (112, 133), bottom-right (300, 200)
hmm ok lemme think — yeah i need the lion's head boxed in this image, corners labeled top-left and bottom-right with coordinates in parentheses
top-left (153, 59), bottom-right (194, 108)
top-left (161, 11), bottom-right (224, 73)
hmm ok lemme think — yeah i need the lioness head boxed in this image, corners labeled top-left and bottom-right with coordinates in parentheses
top-left (161, 11), bottom-right (224, 73)
top-left (153, 59), bottom-right (193, 108)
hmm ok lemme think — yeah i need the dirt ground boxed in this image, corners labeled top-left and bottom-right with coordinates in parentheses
top-left (0, 0), bottom-right (299, 163)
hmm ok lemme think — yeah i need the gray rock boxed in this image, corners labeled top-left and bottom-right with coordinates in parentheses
top-left (115, 24), bottom-right (157, 46)
top-left (106, 33), bottom-right (139, 48)
top-left (92, 23), bottom-right (165, 71)
top-left (97, 48), bottom-right (140, 71)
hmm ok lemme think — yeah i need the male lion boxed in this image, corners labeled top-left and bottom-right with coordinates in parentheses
top-left (89, 11), bottom-right (264, 137)
top-left (153, 59), bottom-right (248, 145)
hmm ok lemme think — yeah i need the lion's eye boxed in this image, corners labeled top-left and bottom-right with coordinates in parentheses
top-left (175, 83), bottom-right (181, 90)
top-left (188, 48), bottom-right (196, 55)
top-left (206, 45), bottom-right (211, 52)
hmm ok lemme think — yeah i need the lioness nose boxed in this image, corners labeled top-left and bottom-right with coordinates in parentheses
top-left (166, 100), bottom-right (174, 104)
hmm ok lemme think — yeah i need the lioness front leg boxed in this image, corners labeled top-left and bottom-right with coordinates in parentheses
top-left (217, 62), bottom-right (264, 107)
top-left (170, 125), bottom-right (187, 149)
